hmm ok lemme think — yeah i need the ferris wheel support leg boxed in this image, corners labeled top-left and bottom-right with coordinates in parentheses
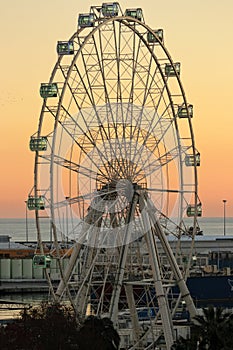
top-left (75, 246), bottom-right (97, 317)
top-left (70, 199), bottom-right (104, 316)
top-left (124, 284), bottom-right (141, 346)
top-left (55, 242), bottom-right (82, 300)
top-left (55, 202), bottom-right (102, 301)
top-left (109, 193), bottom-right (139, 326)
top-left (140, 198), bottom-right (175, 349)
top-left (146, 198), bottom-right (197, 319)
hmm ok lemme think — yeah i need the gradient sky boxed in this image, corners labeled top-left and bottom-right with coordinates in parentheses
top-left (0, 0), bottom-right (233, 218)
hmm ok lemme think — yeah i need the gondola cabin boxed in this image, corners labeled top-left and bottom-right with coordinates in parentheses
top-left (102, 2), bottom-right (119, 17)
top-left (29, 136), bottom-right (48, 152)
top-left (125, 8), bottom-right (143, 21)
top-left (178, 104), bottom-right (193, 118)
top-left (78, 13), bottom-right (95, 28)
top-left (147, 29), bottom-right (163, 44)
top-left (33, 254), bottom-right (51, 268)
top-left (40, 83), bottom-right (58, 98)
top-left (165, 62), bottom-right (180, 77)
top-left (185, 153), bottom-right (200, 167)
top-left (27, 196), bottom-right (45, 211)
top-left (57, 41), bottom-right (74, 55)
top-left (187, 203), bottom-right (202, 217)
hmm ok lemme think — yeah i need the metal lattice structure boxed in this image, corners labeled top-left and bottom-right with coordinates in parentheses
top-left (29, 3), bottom-right (201, 348)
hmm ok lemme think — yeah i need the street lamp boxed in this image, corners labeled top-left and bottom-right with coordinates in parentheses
top-left (65, 197), bottom-right (70, 246)
top-left (25, 200), bottom-right (29, 242)
top-left (223, 199), bottom-right (227, 236)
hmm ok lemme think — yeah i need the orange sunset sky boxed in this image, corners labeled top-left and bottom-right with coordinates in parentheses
top-left (0, 0), bottom-right (233, 218)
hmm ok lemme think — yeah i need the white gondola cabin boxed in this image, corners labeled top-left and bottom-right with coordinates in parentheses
top-left (27, 196), bottom-right (45, 211)
top-left (178, 104), bottom-right (193, 118)
top-left (57, 41), bottom-right (74, 55)
top-left (102, 2), bottom-right (119, 17)
top-left (187, 203), bottom-right (202, 217)
top-left (165, 62), bottom-right (180, 77)
top-left (33, 255), bottom-right (51, 268)
top-left (185, 153), bottom-right (200, 167)
top-left (29, 136), bottom-right (48, 151)
top-left (78, 13), bottom-right (95, 28)
top-left (147, 29), bottom-right (163, 44)
top-left (125, 8), bottom-right (143, 21)
top-left (40, 83), bottom-right (58, 98)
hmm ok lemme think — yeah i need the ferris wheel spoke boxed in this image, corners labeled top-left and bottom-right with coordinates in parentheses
top-left (94, 27), bottom-right (130, 176)
top-left (128, 26), bottom-right (141, 105)
top-left (147, 188), bottom-right (183, 194)
top-left (56, 106), bottom-right (121, 181)
top-left (132, 146), bottom-right (179, 183)
top-left (77, 38), bottom-right (118, 161)
top-left (130, 113), bottom-right (177, 181)
top-left (127, 32), bottom-right (144, 165)
top-left (113, 21), bottom-right (122, 102)
top-left (39, 153), bottom-right (103, 182)
top-left (68, 63), bottom-right (95, 107)
top-left (140, 51), bottom-right (160, 107)
top-left (129, 97), bottom-right (173, 175)
top-left (130, 38), bottom-right (156, 107)
top-left (76, 31), bottom-right (128, 179)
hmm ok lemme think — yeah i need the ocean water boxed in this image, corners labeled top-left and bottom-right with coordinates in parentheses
top-left (0, 218), bottom-right (51, 242)
top-left (0, 217), bottom-right (233, 242)
top-left (192, 217), bottom-right (233, 236)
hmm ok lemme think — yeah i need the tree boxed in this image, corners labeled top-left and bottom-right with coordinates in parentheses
top-left (171, 306), bottom-right (233, 350)
top-left (193, 305), bottom-right (231, 350)
top-left (76, 315), bottom-right (120, 350)
top-left (0, 302), bottom-right (79, 350)
top-left (0, 302), bottom-right (120, 350)
top-left (217, 312), bottom-right (233, 350)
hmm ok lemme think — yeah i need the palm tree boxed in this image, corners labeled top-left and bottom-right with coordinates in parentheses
top-left (76, 315), bottom-right (120, 350)
top-left (193, 305), bottom-right (230, 350)
top-left (218, 312), bottom-right (233, 349)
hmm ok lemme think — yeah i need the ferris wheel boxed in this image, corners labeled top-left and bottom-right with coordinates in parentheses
top-left (28, 3), bottom-right (201, 348)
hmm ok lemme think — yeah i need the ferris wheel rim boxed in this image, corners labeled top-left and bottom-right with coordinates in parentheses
top-left (32, 9), bottom-right (200, 258)
top-left (31, 8), bottom-right (200, 259)
top-left (30, 6), bottom-right (200, 348)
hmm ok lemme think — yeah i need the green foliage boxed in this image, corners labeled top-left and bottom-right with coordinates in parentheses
top-left (191, 305), bottom-right (233, 350)
top-left (77, 316), bottom-right (120, 350)
top-left (0, 302), bottom-right (120, 350)
top-left (2, 303), bottom-right (233, 350)
top-left (171, 306), bottom-right (233, 350)
top-left (0, 302), bottom-right (79, 350)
